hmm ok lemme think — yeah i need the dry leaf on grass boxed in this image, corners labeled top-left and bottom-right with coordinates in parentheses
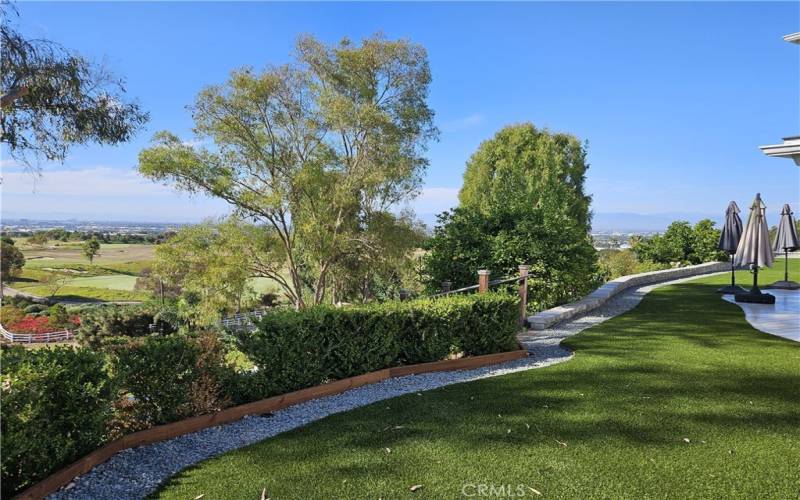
top-left (261, 487), bottom-right (268, 500)
top-left (410, 484), bottom-right (424, 492)
top-left (683, 438), bottom-right (691, 443)
top-left (194, 495), bottom-right (204, 500)
top-left (384, 447), bottom-right (392, 454)
top-left (555, 439), bottom-right (568, 447)
top-left (527, 486), bottom-right (542, 496)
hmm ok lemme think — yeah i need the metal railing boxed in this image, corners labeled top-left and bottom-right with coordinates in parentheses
top-left (0, 323), bottom-right (74, 343)
top-left (220, 308), bottom-right (270, 331)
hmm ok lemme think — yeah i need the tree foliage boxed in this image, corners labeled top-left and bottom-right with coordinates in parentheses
top-left (150, 218), bottom-right (258, 325)
top-left (82, 238), bottom-right (100, 263)
top-left (0, 4), bottom-right (148, 167)
top-left (460, 123), bottom-right (591, 228)
top-left (632, 220), bottom-right (727, 265)
top-left (422, 124), bottom-right (598, 311)
top-left (138, 34), bottom-right (436, 309)
top-left (1, 238), bottom-right (25, 282)
top-left (423, 206), bottom-right (599, 311)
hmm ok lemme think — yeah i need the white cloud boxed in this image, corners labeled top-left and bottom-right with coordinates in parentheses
top-left (1, 167), bottom-right (176, 197)
top-left (1, 166), bottom-right (230, 222)
top-left (441, 113), bottom-right (486, 132)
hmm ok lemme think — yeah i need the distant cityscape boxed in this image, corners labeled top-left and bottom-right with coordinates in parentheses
top-left (0, 218), bottom-right (189, 236)
top-left (1, 218), bottom-right (658, 250)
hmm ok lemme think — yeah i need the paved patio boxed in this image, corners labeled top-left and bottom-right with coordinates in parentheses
top-left (722, 289), bottom-right (800, 341)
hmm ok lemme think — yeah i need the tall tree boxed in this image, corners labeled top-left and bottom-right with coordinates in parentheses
top-left (0, 4), bottom-right (147, 168)
top-left (459, 123), bottom-right (592, 229)
top-left (139, 35), bottom-right (437, 309)
top-left (422, 123), bottom-right (598, 310)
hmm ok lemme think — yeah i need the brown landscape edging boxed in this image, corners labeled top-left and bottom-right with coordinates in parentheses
top-left (16, 347), bottom-right (528, 499)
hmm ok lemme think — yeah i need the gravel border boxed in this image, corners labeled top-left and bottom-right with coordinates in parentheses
top-left (50, 272), bottom-right (723, 499)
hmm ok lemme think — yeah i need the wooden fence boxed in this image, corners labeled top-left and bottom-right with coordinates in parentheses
top-left (422, 265), bottom-right (530, 328)
top-left (0, 323), bottom-right (74, 343)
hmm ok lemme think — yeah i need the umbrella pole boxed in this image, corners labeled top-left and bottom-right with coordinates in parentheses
top-left (730, 253), bottom-right (736, 287)
top-left (785, 249), bottom-right (790, 282)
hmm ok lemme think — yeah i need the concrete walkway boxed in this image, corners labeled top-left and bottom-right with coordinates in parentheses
top-left (722, 290), bottom-right (800, 342)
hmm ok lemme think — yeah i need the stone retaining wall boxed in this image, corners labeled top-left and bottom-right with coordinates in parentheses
top-left (527, 261), bottom-right (729, 330)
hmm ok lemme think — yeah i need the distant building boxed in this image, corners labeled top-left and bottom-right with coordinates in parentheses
top-left (759, 33), bottom-right (800, 166)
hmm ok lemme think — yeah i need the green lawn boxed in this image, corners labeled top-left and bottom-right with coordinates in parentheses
top-left (155, 260), bottom-right (800, 499)
top-left (10, 243), bottom-right (154, 302)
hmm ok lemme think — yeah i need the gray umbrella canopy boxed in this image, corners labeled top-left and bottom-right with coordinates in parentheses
top-left (718, 201), bottom-right (743, 253)
top-left (773, 204), bottom-right (799, 252)
top-left (734, 193), bottom-right (774, 268)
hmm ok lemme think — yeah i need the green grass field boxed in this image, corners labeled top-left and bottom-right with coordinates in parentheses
top-left (154, 260), bottom-right (800, 499)
top-left (8, 242), bottom-right (154, 302)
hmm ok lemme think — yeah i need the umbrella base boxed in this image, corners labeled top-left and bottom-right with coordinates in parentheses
top-left (764, 280), bottom-right (800, 290)
top-left (734, 291), bottom-right (776, 304)
top-left (717, 285), bottom-right (748, 294)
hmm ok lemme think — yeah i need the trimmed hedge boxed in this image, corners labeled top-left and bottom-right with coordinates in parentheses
top-left (0, 346), bottom-right (116, 497)
top-left (0, 292), bottom-right (519, 495)
top-left (235, 292), bottom-right (519, 401)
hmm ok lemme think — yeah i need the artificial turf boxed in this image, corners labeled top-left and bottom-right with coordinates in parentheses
top-left (155, 261), bottom-right (800, 499)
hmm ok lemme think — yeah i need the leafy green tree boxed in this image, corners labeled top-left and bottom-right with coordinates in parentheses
top-left (691, 219), bottom-right (727, 263)
top-left (328, 210), bottom-right (426, 303)
top-left (151, 218), bottom-right (260, 325)
top-left (459, 123), bottom-right (592, 229)
top-left (27, 231), bottom-right (48, 246)
top-left (1, 4), bottom-right (147, 168)
top-left (138, 35), bottom-right (437, 309)
top-left (632, 219), bottom-right (726, 265)
top-left (82, 238), bottom-right (100, 264)
top-left (1, 239), bottom-right (25, 289)
top-left (423, 123), bottom-right (598, 311)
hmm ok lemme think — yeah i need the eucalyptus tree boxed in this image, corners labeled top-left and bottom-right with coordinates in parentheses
top-left (0, 4), bottom-right (147, 168)
top-left (139, 35), bottom-right (437, 308)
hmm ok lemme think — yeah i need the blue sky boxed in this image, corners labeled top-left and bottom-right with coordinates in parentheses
top-left (2, 1), bottom-right (798, 229)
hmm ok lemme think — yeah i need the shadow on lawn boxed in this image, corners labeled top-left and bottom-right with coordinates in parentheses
top-left (160, 280), bottom-right (800, 497)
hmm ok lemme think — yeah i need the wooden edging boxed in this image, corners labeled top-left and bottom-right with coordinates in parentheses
top-left (17, 347), bottom-right (528, 499)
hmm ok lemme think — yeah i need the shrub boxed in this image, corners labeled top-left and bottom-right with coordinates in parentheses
top-left (5, 315), bottom-right (55, 334)
top-left (0, 304), bottom-right (24, 325)
top-left (235, 293), bottom-right (519, 401)
top-left (48, 304), bottom-right (70, 327)
top-left (112, 333), bottom-right (234, 429)
top-left (0, 346), bottom-right (115, 497)
top-left (23, 304), bottom-right (48, 314)
top-left (76, 303), bottom-right (177, 348)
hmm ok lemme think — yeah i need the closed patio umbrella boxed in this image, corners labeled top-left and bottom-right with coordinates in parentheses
top-left (734, 193), bottom-right (775, 304)
top-left (716, 201), bottom-right (746, 294)
top-left (766, 204), bottom-right (799, 290)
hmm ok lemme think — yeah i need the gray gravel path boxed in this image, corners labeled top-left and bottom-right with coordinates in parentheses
top-left (50, 273), bottom-right (721, 499)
